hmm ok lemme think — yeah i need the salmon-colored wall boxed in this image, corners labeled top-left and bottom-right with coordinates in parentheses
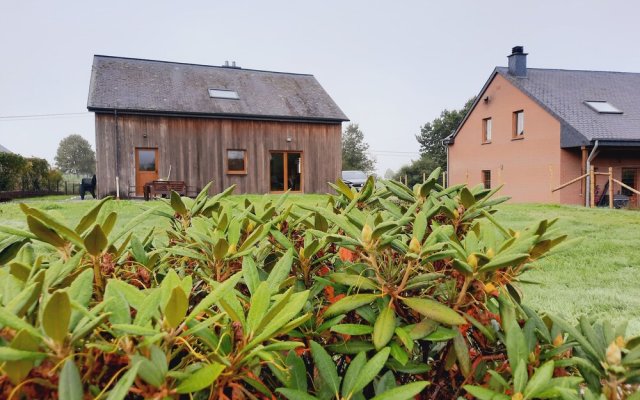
top-left (449, 74), bottom-right (562, 203)
top-left (560, 149), bottom-right (584, 205)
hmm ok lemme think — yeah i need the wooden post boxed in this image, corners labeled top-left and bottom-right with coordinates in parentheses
top-left (581, 146), bottom-right (587, 195)
top-left (423, 172), bottom-right (426, 183)
top-left (404, 174), bottom-right (408, 186)
top-left (609, 167), bottom-right (614, 209)
top-left (442, 171), bottom-right (447, 188)
top-left (590, 166), bottom-right (595, 208)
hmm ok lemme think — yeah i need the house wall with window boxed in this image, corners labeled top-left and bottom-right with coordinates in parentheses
top-left (95, 113), bottom-right (342, 197)
top-left (448, 74), bottom-right (563, 203)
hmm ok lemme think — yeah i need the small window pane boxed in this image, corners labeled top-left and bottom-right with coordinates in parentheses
top-left (516, 111), bottom-right (524, 135)
top-left (209, 89), bottom-right (239, 99)
top-left (482, 170), bottom-right (491, 189)
top-left (483, 118), bottom-right (492, 142)
top-left (227, 150), bottom-right (246, 173)
top-left (585, 101), bottom-right (622, 114)
top-left (138, 150), bottom-right (156, 171)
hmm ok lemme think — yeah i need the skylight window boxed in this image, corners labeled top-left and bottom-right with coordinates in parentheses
top-left (209, 89), bottom-right (239, 99)
top-left (584, 101), bottom-right (622, 114)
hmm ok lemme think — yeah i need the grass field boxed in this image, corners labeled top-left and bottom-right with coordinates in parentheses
top-left (1, 195), bottom-right (639, 334)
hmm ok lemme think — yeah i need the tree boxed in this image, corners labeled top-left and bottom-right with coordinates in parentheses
top-left (393, 156), bottom-right (441, 187)
top-left (54, 134), bottom-right (96, 175)
top-left (342, 123), bottom-right (376, 173)
top-left (383, 168), bottom-right (395, 179)
top-left (415, 97), bottom-right (475, 169)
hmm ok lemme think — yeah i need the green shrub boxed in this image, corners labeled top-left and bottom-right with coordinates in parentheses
top-left (0, 153), bottom-right (27, 191)
top-left (0, 172), bottom-right (638, 399)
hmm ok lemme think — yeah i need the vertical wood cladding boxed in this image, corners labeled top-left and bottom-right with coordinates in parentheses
top-left (95, 114), bottom-right (342, 197)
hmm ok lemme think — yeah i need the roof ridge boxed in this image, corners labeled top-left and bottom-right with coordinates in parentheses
top-left (496, 66), bottom-right (640, 75)
top-left (92, 54), bottom-right (316, 77)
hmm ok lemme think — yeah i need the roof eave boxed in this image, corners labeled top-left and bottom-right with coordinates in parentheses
top-left (87, 107), bottom-right (349, 124)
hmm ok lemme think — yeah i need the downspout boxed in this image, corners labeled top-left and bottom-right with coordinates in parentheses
top-left (114, 109), bottom-right (120, 199)
top-left (585, 140), bottom-right (599, 207)
top-left (442, 133), bottom-right (452, 188)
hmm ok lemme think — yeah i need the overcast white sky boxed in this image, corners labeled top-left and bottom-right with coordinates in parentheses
top-left (2, 0), bottom-right (640, 175)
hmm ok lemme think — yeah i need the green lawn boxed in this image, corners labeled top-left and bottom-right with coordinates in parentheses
top-left (1, 196), bottom-right (638, 334)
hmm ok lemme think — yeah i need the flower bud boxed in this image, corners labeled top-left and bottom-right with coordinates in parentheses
top-left (467, 254), bottom-right (478, 269)
top-left (409, 237), bottom-right (421, 254)
top-left (512, 393), bottom-right (523, 400)
top-left (606, 341), bottom-right (622, 366)
top-left (486, 248), bottom-right (495, 258)
top-left (361, 224), bottom-right (373, 244)
top-left (553, 333), bottom-right (564, 347)
top-left (483, 282), bottom-right (497, 294)
top-left (227, 244), bottom-right (237, 256)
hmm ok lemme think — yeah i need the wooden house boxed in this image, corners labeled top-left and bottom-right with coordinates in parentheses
top-left (446, 47), bottom-right (640, 206)
top-left (87, 56), bottom-right (348, 197)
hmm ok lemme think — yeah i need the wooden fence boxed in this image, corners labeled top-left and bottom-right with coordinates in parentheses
top-left (552, 166), bottom-right (640, 208)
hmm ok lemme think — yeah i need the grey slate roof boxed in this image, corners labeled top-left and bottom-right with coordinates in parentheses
top-left (87, 55), bottom-right (348, 122)
top-left (496, 67), bottom-right (640, 146)
top-left (0, 144), bottom-right (11, 153)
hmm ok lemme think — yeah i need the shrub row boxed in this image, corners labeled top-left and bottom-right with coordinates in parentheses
top-left (0, 172), bottom-right (638, 399)
top-left (0, 153), bottom-right (63, 192)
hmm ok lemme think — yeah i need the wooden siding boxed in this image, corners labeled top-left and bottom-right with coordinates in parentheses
top-left (95, 114), bottom-right (342, 197)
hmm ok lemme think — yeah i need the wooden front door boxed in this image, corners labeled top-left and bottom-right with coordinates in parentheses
top-left (622, 168), bottom-right (638, 207)
top-left (135, 148), bottom-right (158, 195)
top-left (270, 151), bottom-right (303, 193)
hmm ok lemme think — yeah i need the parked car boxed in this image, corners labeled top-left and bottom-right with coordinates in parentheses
top-left (341, 170), bottom-right (368, 189)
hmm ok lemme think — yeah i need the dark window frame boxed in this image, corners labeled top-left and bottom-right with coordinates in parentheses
top-left (482, 117), bottom-right (492, 143)
top-left (226, 149), bottom-right (247, 175)
top-left (482, 169), bottom-right (491, 189)
top-left (513, 110), bottom-right (525, 138)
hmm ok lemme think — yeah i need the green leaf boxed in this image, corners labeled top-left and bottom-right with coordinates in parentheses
top-left (84, 225), bottom-right (108, 256)
top-left (163, 286), bottom-right (188, 329)
top-left (265, 248), bottom-right (294, 292)
top-left (331, 324), bottom-right (373, 335)
top-left (132, 355), bottom-right (164, 388)
top-left (187, 272), bottom-right (242, 321)
top-left (75, 196), bottom-right (111, 234)
top-left (176, 362), bottom-right (225, 393)
top-left (460, 187), bottom-right (476, 209)
top-left (352, 347), bottom-right (391, 394)
top-left (464, 385), bottom-right (510, 400)
top-left (401, 297), bottom-right (465, 325)
top-left (242, 257), bottom-right (260, 295)
top-left (330, 272), bottom-right (378, 291)
top-left (0, 347), bottom-right (46, 361)
top-left (247, 282), bottom-right (271, 333)
top-left (59, 360), bottom-right (83, 400)
top-left (505, 318), bottom-right (529, 376)
top-left (453, 330), bottom-right (471, 377)
top-left (310, 340), bottom-right (340, 396)
top-left (479, 253), bottom-right (530, 273)
top-left (513, 360), bottom-right (528, 394)
top-left (373, 306), bottom-right (396, 350)
top-left (370, 381), bottom-right (430, 400)
top-left (27, 215), bottom-right (66, 247)
top-left (43, 290), bottom-right (71, 343)
top-left (524, 360), bottom-right (555, 398)
top-left (276, 388), bottom-right (319, 400)
top-left (106, 361), bottom-right (142, 400)
top-left (170, 191), bottom-right (188, 215)
top-left (21, 205), bottom-right (84, 248)
top-left (324, 294), bottom-right (378, 317)
top-left (342, 352), bottom-right (367, 397)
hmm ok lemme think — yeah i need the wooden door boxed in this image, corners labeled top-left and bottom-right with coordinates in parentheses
top-left (270, 151), bottom-right (303, 193)
top-left (622, 168), bottom-right (638, 207)
top-left (135, 148), bottom-right (158, 195)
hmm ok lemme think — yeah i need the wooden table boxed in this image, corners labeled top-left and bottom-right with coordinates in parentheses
top-left (143, 180), bottom-right (187, 200)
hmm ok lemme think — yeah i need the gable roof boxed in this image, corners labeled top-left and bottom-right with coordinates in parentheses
top-left (87, 55), bottom-right (348, 123)
top-left (0, 144), bottom-right (11, 153)
top-left (449, 67), bottom-right (640, 147)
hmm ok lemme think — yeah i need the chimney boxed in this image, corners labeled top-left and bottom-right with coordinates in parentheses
top-left (508, 46), bottom-right (527, 77)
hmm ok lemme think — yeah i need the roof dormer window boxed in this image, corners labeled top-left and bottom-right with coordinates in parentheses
top-left (208, 88), bottom-right (239, 99)
top-left (584, 101), bottom-right (622, 114)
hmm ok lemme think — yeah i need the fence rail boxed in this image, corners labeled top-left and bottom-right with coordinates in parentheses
top-left (0, 182), bottom-right (87, 202)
